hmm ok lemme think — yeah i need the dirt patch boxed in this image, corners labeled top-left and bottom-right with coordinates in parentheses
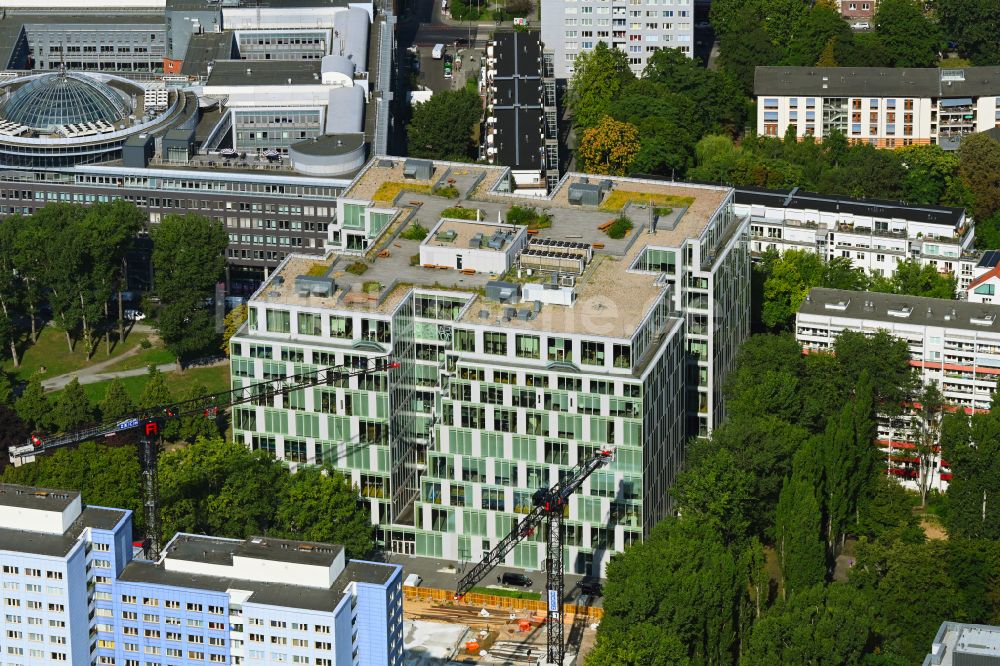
top-left (921, 516), bottom-right (948, 540)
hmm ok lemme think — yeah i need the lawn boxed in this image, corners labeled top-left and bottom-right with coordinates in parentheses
top-left (599, 190), bottom-right (695, 212)
top-left (470, 587), bottom-right (542, 601)
top-left (372, 182), bottom-right (434, 203)
top-left (74, 363), bottom-right (231, 405)
top-left (2, 326), bottom-right (160, 382)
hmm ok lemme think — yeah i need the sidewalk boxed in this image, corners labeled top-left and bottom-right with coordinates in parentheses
top-left (42, 360), bottom-right (180, 391)
top-left (384, 553), bottom-right (603, 607)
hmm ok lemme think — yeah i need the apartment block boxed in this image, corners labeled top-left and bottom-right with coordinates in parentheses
top-left (229, 157), bottom-right (749, 576)
top-left (734, 187), bottom-right (975, 289)
top-left (0, 484), bottom-right (133, 665)
top-left (114, 535), bottom-right (403, 666)
top-left (796, 288), bottom-right (1000, 488)
top-left (755, 66), bottom-right (1000, 149)
top-left (0, 483), bottom-right (402, 666)
top-left (540, 0), bottom-right (694, 80)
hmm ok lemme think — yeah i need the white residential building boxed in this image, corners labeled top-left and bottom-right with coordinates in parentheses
top-left (755, 66), bottom-right (1000, 150)
top-left (540, 0), bottom-right (694, 80)
top-left (734, 187), bottom-right (976, 289)
top-left (796, 287), bottom-right (1000, 489)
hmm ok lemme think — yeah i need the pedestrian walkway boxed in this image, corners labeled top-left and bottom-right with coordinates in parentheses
top-left (42, 358), bottom-right (180, 391)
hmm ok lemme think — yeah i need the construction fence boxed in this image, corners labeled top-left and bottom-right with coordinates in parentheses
top-left (403, 585), bottom-right (604, 622)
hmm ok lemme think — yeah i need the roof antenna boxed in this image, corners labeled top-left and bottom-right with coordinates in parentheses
top-left (59, 43), bottom-right (66, 77)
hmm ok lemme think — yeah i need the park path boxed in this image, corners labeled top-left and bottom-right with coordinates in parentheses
top-left (42, 351), bottom-right (178, 391)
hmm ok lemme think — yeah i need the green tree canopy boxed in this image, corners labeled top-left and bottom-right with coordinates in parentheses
top-left (874, 0), bottom-right (943, 67)
top-left (958, 132), bottom-right (1000, 221)
top-left (15, 377), bottom-right (50, 432)
top-left (151, 213), bottom-right (227, 361)
top-left (52, 378), bottom-right (96, 433)
top-left (100, 377), bottom-right (135, 422)
top-left (273, 467), bottom-right (374, 557)
top-left (405, 88), bottom-right (483, 161)
top-left (567, 42), bottom-right (635, 131)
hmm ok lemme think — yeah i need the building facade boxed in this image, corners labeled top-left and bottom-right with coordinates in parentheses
top-left (230, 158), bottom-right (750, 576)
top-left (0, 483), bottom-right (402, 666)
top-left (796, 287), bottom-right (1000, 488)
top-left (540, 0), bottom-right (694, 80)
top-left (755, 66), bottom-right (1000, 150)
top-left (734, 187), bottom-right (975, 289)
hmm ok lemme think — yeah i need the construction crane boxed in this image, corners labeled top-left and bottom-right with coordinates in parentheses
top-left (454, 447), bottom-right (614, 666)
top-left (9, 356), bottom-right (399, 558)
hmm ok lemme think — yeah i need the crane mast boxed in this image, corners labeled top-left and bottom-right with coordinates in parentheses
top-left (454, 447), bottom-right (613, 665)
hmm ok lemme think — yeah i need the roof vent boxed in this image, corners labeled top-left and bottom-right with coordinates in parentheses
top-left (246, 67), bottom-right (252, 75)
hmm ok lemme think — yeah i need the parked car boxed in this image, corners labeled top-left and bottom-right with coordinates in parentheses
top-left (501, 572), bottom-right (533, 588)
top-left (432, 43), bottom-right (445, 59)
top-left (578, 579), bottom-right (603, 596)
top-left (124, 309), bottom-right (146, 321)
top-left (454, 37), bottom-right (470, 48)
top-left (851, 21), bottom-right (870, 30)
top-left (404, 573), bottom-right (422, 587)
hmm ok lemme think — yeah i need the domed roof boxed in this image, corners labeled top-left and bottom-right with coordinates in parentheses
top-left (1, 72), bottom-right (130, 132)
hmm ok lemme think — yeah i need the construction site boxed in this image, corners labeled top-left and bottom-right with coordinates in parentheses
top-left (402, 587), bottom-right (601, 665)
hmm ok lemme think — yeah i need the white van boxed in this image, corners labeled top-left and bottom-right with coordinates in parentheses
top-left (851, 21), bottom-right (870, 30)
top-left (432, 44), bottom-right (445, 60)
top-left (403, 573), bottom-right (422, 588)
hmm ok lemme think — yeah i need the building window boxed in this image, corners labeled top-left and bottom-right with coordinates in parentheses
top-left (515, 334), bottom-right (540, 359)
top-left (581, 341), bottom-right (605, 365)
top-left (547, 337), bottom-right (572, 362)
top-left (297, 312), bottom-right (321, 336)
top-left (265, 309), bottom-right (290, 333)
top-left (329, 315), bottom-right (353, 339)
top-left (483, 332), bottom-right (507, 355)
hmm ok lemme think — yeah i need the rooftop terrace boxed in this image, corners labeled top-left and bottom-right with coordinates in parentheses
top-left (251, 159), bottom-right (734, 337)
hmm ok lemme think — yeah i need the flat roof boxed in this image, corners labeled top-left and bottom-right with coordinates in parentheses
top-left (251, 159), bottom-right (732, 340)
top-left (180, 31), bottom-right (234, 77)
top-left (493, 29), bottom-right (541, 79)
top-left (0, 484), bottom-right (78, 511)
top-left (755, 65), bottom-right (1000, 99)
top-left (799, 287), bottom-right (1000, 333)
top-left (424, 219), bottom-right (519, 250)
top-left (232, 0), bottom-right (355, 8)
top-left (735, 186), bottom-right (964, 227)
top-left (164, 534), bottom-right (344, 568)
top-left (291, 133), bottom-right (366, 157)
top-left (0, 506), bottom-right (127, 558)
top-left (205, 60), bottom-right (323, 87)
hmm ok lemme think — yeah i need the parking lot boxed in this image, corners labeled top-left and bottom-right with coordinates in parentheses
top-left (408, 44), bottom-right (481, 94)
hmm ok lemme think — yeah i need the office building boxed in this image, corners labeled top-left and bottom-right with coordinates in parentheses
top-left (229, 157), bottom-right (749, 575)
top-left (482, 30), bottom-right (561, 193)
top-left (541, 0), bottom-right (694, 80)
top-left (0, 0), bottom-right (397, 292)
top-left (755, 66), bottom-right (1000, 149)
top-left (734, 187), bottom-right (975, 289)
top-left (924, 621), bottom-right (1000, 666)
top-left (0, 482), bottom-right (402, 666)
top-left (796, 287), bottom-right (1000, 487)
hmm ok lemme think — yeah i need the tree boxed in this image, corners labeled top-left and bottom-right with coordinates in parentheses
top-left (100, 377), bottom-right (135, 421)
top-left (774, 444), bottom-right (827, 595)
top-left (940, 409), bottom-right (1000, 540)
top-left (138, 366), bottom-right (172, 411)
top-left (744, 583), bottom-right (875, 665)
top-left (587, 622), bottom-right (690, 666)
top-left (898, 144), bottom-right (963, 206)
top-left (914, 382), bottom-right (945, 506)
top-left (672, 447), bottom-right (754, 545)
top-left (851, 539), bottom-right (965, 662)
top-left (760, 249), bottom-right (825, 330)
top-left (52, 378), bottom-right (96, 433)
top-left (872, 259), bottom-right (956, 299)
top-left (577, 116), bottom-right (640, 176)
top-left (937, 0), bottom-right (1000, 66)
top-left (874, 0), bottom-right (943, 67)
top-left (598, 518), bottom-right (749, 664)
top-left (158, 437), bottom-right (286, 543)
top-left (151, 213), bottom-right (227, 361)
top-left (567, 42), bottom-right (635, 131)
top-left (222, 304), bottom-right (247, 355)
top-left (405, 88), bottom-right (483, 161)
top-left (172, 384), bottom-right (222, 443)
top-left (834, 329), bottom-right (914, 406)
top-left (15, 378), bottom-right (50, 432)
top-left (784, 3), bottom-right (852, 67)
top-left (0, 309), bottom-right (16, 368)
top-left (1, 441), bottom-right (144, 532)
top-left (958, 132), bottom-right (1000, 221)
top-left (273, 467), bottom-right (374, 557)
top-left (717, 10), bottom-right (780, 94)
top-left (0, 405), bottom-right (30, 460)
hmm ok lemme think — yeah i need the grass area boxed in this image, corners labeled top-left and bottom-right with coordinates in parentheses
top-left (305, 261), bottom-right (332, 277)
top-left (372, 182), bottom-right (434, 203)
top-left (400, 223), bottom-right (429, 241)
top-left (3, 326), bottom-right (157, 381)
top-left (362, 281), bottom-right (382, 294)
top-left (470, 587), bottom-right (542, 601)
top-left (600, 190), bottom-right (695, 212)
top-left (940, 57), bottom-right (973, 69)
top-left (433, 185), bottom-right (460, 199)
top-left (506, 205), bottom-right (553, 230)
top-left (606, 215), bottom-right (634, 239)
top-left (101, 346), bottom-right (175, 373)
top-left (345, 261), bottom-right (369, 276)
top-left (441, 206), bottom-right (481, 220)
top-left (70, 363), bottom-right (231, 405)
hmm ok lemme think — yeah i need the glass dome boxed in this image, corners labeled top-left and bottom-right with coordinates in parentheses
top-left (1, 72), bottom-right (130, 133)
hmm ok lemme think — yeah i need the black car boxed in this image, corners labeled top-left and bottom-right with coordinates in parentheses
top-left (578, 579), bottom-right (603, 596)
top-left (501, 572), bottom-right (533, 587)
top-left (454, 38), bottom-right (470, 48)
